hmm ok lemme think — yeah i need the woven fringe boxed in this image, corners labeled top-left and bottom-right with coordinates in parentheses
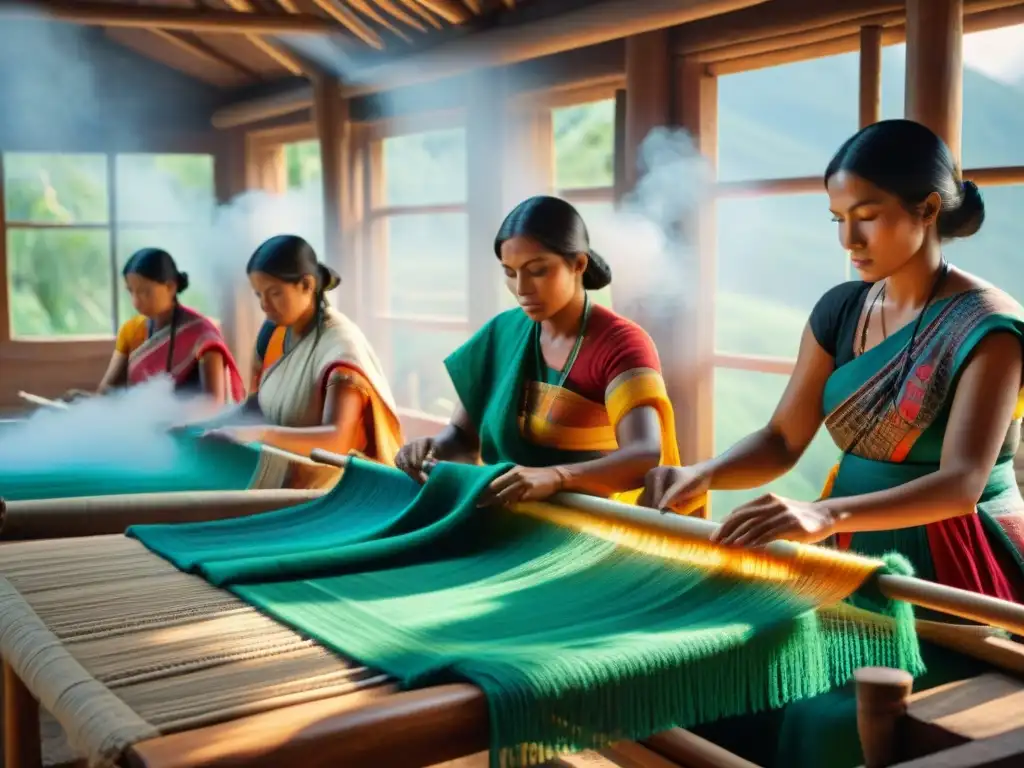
top-left (0, 579), bottom-right (160, 767)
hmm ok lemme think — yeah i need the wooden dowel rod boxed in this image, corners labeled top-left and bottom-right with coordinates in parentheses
top-left (309, 450), bottom-right (1024, 637)
top-left (17, 391), bottom-right (67, 410)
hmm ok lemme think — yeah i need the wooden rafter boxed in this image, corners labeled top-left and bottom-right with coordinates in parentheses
top-left (396, 0), bottom-right (443, 29)
top-left (415, 0), bottom-right (472, 24)
top-left (214, 0), bottom-right (305, 76)
top-left (151, 29), bottom-right (261, 79)
top-left (364, 0), bottom-right (429, 31)
top-left (461, 0), bottom-right (483, 13)
top-left (3, 1), bottom-right (336, 34)
top-left (312, 0), bottom-right (385, 49)
top-left (347, 0), bottom-right (414, 41)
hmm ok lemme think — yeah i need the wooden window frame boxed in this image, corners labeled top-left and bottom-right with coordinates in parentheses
top-left (1, 150), bottom-right (218, 344)
top-left (707, 29), bottom-right (1024, 384)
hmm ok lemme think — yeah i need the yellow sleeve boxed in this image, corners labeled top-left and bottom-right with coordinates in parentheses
top-left (115, 316), bottom-right (146, 355)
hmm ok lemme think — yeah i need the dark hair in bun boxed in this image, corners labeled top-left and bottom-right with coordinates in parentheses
top-left (122, 248), bottom-right (188, 293)
top-left (494, 195), bottom-right (612, 290)
top-left (247, 234), bottom-right (341, 296)
top-left (825, 119), bottom-right (984, 240)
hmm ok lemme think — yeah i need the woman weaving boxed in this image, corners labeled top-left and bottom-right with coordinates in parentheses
top-left (200, 235), bottom-right (403, 486)
top-left (82, 248), bottom-right (245, 403)
top-left (642, 119), bottom-right (1024, 767)
top-left (395, 195), bottom-right (683, 506)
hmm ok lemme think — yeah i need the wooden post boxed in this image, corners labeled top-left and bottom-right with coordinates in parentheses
top-left (465, 68), bottom-right (509, 331)
top-left (213, 129), bottom-right (257, 377)
top-left (905, 0), bottom-right (964, 160)
top-left (859, 25), bottom-right (882, 128)
top-left (855, 666), bottom-right (914, 768)
top-left (624, 31), bottom-right (672, 192)
top-left (0, 154), bottom-right (9, 344)
top-left (613, 88), bottom-right (628, 205)
top-left (3, 661), bottom-right (41, 768)
top-left (313, 74), bottom-right (359, 317)
top-left (673, 57), bottom-right (718, 471)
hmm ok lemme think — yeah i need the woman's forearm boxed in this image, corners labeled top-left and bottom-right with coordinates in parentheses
top-left (194, 397), bottom-right (260, 429)
top-left (557, 444), bottom-right (662, 497)
top-left (702, 426), bottom-right (803, 490)
top-left (431, 424), bottom-right (481, 464)
top-left (820, 468), bottom-right (981, 534)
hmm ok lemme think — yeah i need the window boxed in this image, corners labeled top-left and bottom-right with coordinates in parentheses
top-left (5, 154), bottom-right (112, 337)
top-left (3, 152), bottom-right (215, 339)
top-left (718, 54), bottom-right (860, 181)
top-left (552, 98), bottom-right (615, 309)
top-left (283, 140), bottom-right (326, 258)
top-left (709, 53), bottom-right (888, 519)
top-left (962, 23), bottom-right (1024, 168)
top-left (712, 368), bottom-right (839, 514)
top-left (373, 126), bottom-right (469, 415)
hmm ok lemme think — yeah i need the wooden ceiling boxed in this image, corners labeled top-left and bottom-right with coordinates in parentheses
top-left (18, 0), bottom-right (531, 89)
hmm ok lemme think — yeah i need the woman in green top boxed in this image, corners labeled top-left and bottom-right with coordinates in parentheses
top-left (395, 195), bottom-right (685, 507)
top-left (643, 119), bottom-right (1024, 767)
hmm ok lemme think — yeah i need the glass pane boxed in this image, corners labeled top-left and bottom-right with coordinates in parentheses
top-left (553, 99), bottom-right (615, 190)
top-left (383, 128), bottom-right (467, 206)
top-left (8, 227), bottom-right (114, 337)
top-left (116, 227), bottom-right (220, 326)
top-left (718, 53), bottom-right (859, 181)
top-left (881, 45), bottom-right (906, 121)
top-left (712, 367), bottom-right (839, 520)
top-left (716, 193), bottom-right (845, 358)
top-left (946, 184), bottom-right (1024, 302)
top-left (285, 140), bottom-right (322, 191)
top-left (962, 24), bottom-right (1024, 168)
top-left (389, 327), bottom-right (467, 418)
top-left (115, 154), bottom-right (214, 224)
top-left (4, 153), bottom-right (109, 224)
top-left (386, 212), bottom-right (468, 318)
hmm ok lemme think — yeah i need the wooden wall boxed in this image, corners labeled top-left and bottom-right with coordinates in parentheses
top-left (0, 20), bottom-right (225, 413)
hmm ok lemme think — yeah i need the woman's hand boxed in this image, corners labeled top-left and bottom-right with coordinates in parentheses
top-left (62, 388), bottom-right (93, 402)
top-left (639, 465), bottom-right (712, 514)
top-left (395, 438), bottom-right (436, 483)
top-left (476, 465), bottom-right (568, 507)
top-left (713, 494), bottom-right (836, 547)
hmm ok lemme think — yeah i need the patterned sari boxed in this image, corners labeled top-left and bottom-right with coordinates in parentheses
top-left (124, 307), bottom-right (246, 402)
top-left (444, 304), bottom-right (686, 507)
top-left (821, 287), bottom-right (1024, 599)
top-left (716, 288), bottom-right (1024, 768)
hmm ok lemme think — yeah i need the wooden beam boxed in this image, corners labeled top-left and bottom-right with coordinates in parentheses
top-left (0, 155), bottom-right (9, 344)
top-left (396, 0), bottom-right (443, 29)
top-left (465, 68), bottom-right (509, 329)
top-left (216, 0), bottom-right (306, 76)
top-left (624, 30), bottom-right (672, 191)
top-left (2, 2), bottom-right (337, 34)
top-left (905, 0), bottom-right (964, 161)
top-left (150, 30), bottom-right (260, 81)
top-left (312, 0), bottom-right (384, 48)
top-left (345, 0), bottom-right (413, 41)
top-left (416, 0), bottom-right (472, 24)
top-left (312, 75), bottom-right (358, 314)
top-left (859, 25), bottom-right (882, 127)
top-left (673, 56), bottom-right (718, 468)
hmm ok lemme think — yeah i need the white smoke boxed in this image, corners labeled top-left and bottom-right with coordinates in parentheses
top-left (0, 379), bottom-right (211, 471)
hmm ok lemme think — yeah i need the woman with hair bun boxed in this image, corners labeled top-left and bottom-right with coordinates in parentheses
top-left (204, 235), bottom-right (403, 486)
top-left (395, 195), bottom-right (682, 507)
top-left (642, 120), bottom-right (1024, 767)
top-left (88, 247), bottom-right (244, 403)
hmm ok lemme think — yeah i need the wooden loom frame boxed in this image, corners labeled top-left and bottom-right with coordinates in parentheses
top-left (4, 448), bottom-right (1024, 768)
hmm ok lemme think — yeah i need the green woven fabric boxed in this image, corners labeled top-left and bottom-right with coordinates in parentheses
top-left (131, 459), bottom-right (923, 767)
top-left (0, 431), bottom-right (260, 501)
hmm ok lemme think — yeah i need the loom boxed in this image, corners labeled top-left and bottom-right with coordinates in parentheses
top-left (0, 452), bottom-right (1022, 768)
top-left (1, 391), bottom-right (338, 507)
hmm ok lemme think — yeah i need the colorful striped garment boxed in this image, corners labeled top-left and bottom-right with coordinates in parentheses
top-left (444, 304), bottom-right (694, 510)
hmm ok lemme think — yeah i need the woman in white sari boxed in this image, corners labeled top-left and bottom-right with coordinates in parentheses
top-left (205, 235), bottom-right (403, 488)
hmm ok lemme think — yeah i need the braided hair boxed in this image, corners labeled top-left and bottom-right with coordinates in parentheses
top-left (246, 235), bottom-right (341, 365)
top-left (122, 248), bottom-right (189, 373)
